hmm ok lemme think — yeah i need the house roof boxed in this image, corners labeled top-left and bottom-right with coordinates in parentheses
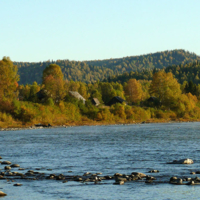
top-left (69, 91), bottom-right (86, 101)
top-left (92, 98), bottom-right (100, 105)
top-left (147, 96), bottom-right (157, 102)
top-left (114, 96), bottom-right (126, 103)
top-left (107, 96), bottom-right (127, 106)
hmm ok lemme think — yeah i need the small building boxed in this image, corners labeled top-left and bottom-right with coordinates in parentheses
top-left (69, 91), bottom-right (86, 104)
top-left (146, 96), bottom-right (160, 106)
top-left (107, 96), bottom-right (127, 106)
top-left (36, 89), bottom-right (46, 101)
top-left (91, 98), bottom-right (100, 106)
top-left (147, 96), bottom-right (157, 102)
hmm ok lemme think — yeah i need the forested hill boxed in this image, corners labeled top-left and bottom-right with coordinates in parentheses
top-left (106, 61), bottom-right (200, 85)
top-left (14, 49), bottom-right (200, 85)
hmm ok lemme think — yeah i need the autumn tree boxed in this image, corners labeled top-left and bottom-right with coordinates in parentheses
top-left (149, 71), bottom-right (181, 108)
top-left (124, 79), bottom-right (143, 104)
top-left (42, 64), bottom-right (66, 103)
top-left (0, 57), bottom-right (19, 100)
top-left (99, 82), bottom-right (116, 104)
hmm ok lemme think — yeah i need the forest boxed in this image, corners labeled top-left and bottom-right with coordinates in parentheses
top-left (1, 51), bottom-right (200, 128)
top-left (15, 49), bottom-right (200, 85)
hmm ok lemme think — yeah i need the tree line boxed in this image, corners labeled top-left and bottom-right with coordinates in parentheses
top-left (1, 56), bottom-right (200, 128)
top-left (15, 49), bottom-right (200, 85)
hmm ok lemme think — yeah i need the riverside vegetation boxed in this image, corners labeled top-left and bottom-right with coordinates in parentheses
top-left (1, 50), bottom-right (200, 128)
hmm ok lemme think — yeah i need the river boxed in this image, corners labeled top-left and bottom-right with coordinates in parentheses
top-left (1, 122), bottom-right (200, 199)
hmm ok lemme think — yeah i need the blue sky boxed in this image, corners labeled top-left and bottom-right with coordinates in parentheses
top-left (0, 0), bottom-right (199, 62)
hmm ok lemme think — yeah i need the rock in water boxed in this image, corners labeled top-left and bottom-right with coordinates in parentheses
top-left (0, 191), bottom-right (7, 196)
top-left (11, 164), bottom-right (20, 168)
top-left (1, 161), bottom-right (12, 165)
top-left (167, 158), bottom-right (194, 164)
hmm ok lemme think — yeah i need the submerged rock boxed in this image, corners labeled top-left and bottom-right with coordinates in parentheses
top-left (167, 158), bottom-right (194, 164)
top-left (11, 164), bottom-right (20, 168)
top-left (1, 161), bottom-right (11, 165)
top-left (131, 172), bottom-right (146, 178)
top-left (113, 180), bottom-right (124, 185)
top-left (148, 170), bottom-right (159, 173)
top-left (4, 166), bottom-right (11, 170)
top-left (13, 183), bottom-right (22, 186)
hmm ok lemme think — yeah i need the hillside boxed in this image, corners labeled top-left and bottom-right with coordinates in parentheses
top-left (14, 49), bottom-right (200, 85)
top-left (106, 61), bottom-right (200, 85)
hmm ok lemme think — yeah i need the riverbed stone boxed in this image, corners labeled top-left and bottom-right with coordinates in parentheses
top-left (0, 191), bottom-right (7, 196)
top-left (11, 164), bottom-right (20, 168)
top-left (131, 172), bottom-right (146, 178)
top-left (74, 177), bottom-right (83, 181)
top-left (113, 180), bottom-right (124, 185)
top-left (13, 183), bottom-right (22, 186)
top-left (148, 170), bottom-right (159, 173)
top-left (1, 161), bottom-right (11, 165)
top-left (25, 172), bottom-right (35, 176)
top-left (167, 158), bottom-right (194, 164)
top-left (0, 175), bottom-right (4, 179)
top-left (170, 177), bottom-right (183, 185)
top-left (114, 173), bottom-right (123, 177)
top-left (114, 176), bottom-right (127, 182)
top-left (83, 172), bottom-right (91, 176)
top-left (4, 166), bottom-right (11, 170)
top-left (146, 175), bottom-right (156, 180)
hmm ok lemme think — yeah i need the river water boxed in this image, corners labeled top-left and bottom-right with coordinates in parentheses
top-left (1, 122), bottom-right (200, 199)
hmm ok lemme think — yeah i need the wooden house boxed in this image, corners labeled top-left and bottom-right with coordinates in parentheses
top-left (107, 96), bottom-right (127, 106)
top-left (91, 98), bottom-right (100, 106)
top-left (69, 91), bottom-right (86, 104)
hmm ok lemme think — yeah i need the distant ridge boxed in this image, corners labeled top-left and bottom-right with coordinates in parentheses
top-left (14, 49), bottom-right (200, 85)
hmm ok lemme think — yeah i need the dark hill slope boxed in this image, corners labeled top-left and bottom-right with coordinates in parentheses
top-left (14, 49), bottom-right (200, 85)
top-left (106, 61), bottom-right (200, 85)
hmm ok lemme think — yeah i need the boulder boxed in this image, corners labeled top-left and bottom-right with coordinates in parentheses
top-left (11, 164), bottom-right (20, 168)
top-left (0, 191), bottom-right (7, 196)
top-left (167, 158), bottom-right (194, 164)
top-left (186, 181), bottom-right (195, 185)
top-left (169, 177), bottom-right (183, 185)
top-left (73, 177), bottom-right (83, 181)
top-left (4, 166), bottom-right (11, 170)
top-left (146, 175), bottom-right (156, 180)
top-left (114, 173), bottom-right (123, 177)
top-left (131, 172), bottom-right (146, 178)
top-left (0, 175), bottom-right (5, 179)
top-left (114, 176), bottom-right (127, 182)
top-left (148, 170), bottom-right (159, 173)
top-left (170, 176), bottom-right (177, 182)
top-left (104, 175), bottom-right (113, 180)
top-left (1, 161), bottom-right (11, 165)
top-left (113, 180), bottom-right (124, 185)
top-left (13, 183), bottom-right (22, 186)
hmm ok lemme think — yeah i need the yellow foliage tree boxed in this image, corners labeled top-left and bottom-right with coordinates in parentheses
top-left (124, 79), bottom-right (143, 104)
top-left (42, 64), bottom-right (66, 103)
top-left (0, 57), bottom-right (19, 100)
top-left (149, 71), bottom-right (181, 108)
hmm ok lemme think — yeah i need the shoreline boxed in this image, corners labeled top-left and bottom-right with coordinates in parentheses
top-left (0, 118), bottom-right (199, 131)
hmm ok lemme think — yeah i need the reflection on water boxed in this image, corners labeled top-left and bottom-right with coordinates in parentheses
top-left (1, 122), bottom-right (200, 199)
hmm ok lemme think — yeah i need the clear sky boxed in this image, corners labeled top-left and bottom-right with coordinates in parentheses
top-left (0, 0), bottom-right (200, 62)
